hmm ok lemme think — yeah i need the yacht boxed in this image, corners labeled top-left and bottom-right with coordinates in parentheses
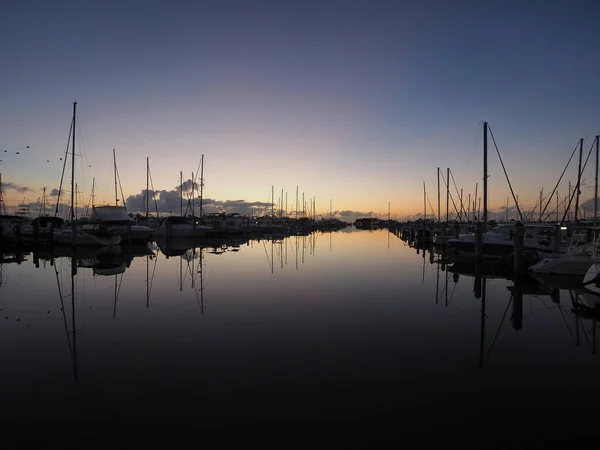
top-left (151, 215), bottom-right (213, 238)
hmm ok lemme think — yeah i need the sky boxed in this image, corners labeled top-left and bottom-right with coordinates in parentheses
top-left (1, 0), bottom-right (600, 221)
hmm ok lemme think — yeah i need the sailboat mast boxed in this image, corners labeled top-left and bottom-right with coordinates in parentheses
top-left (446, 168), bottom-right (449, 222)
top-left (191, 172), bottom-right (195, 218)
top-left (483, 122), bottom-right (488, 229)
top-left (180, 171), bottom-right (183, 216)
top-left (595, 135), bottom-right (599, 226)
top-left (113, 148), bottom-right (118, 205)
top-left (437, 167), bottom-right (440, 223)
top-left (575, 138), bottom-right (583, 222)
top-left (91, 178), bottom-right (95, 208)
top-left (146, 157), bottom-right (149, 221)
top-left (296, 186), bottom-right (298, 220)
top-left (271, 185), bottom-right (274, 217)
top-left (423, 181), bottom-right (426, 222)
top-left (199, 155), bottom-right (204, 217)
top-left (71, 102), bottom-right (77, 245)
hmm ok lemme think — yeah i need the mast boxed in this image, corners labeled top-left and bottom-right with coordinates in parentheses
top-left (180, 171), bottom-right (183, 216)
top-left (91, 178), bottom-right (95, 208)
top-left (113, 148), bottom-right (118, 205)
top-left (42, 187), bottom-right (47, 216)
top-left (483, 121), bottom-right (488, 229)
top-left (0, 173), bottom-right (3, 215)
top-left (506, 196), bottom-right (509, 222)
top-left (146, 157), bottom-right (149, 221)
top-left (281, 189), bottom-right (284, 218)
top-left (271, 185), bottom-right (274, 217)
top-left (330, 199), bottom-right (332, 220)
top-left (437, 167), bottom-right (440, 223)
top-left (199, 154), bottom-right (204, 217)
top-left (388, 201), bottom-right (390, 221)
top-left (296, 186), bottom-right (298, 220)
top-left (71, 102), bottom-right (77, 246)
top-left (595, 135), bottom-right (599, 226)
top-left (423, 181), bottom-right (426, 221)
top-left (446, 168), bottom-right (449, 222)
top-left (574, 138), bottom-right (583, 222)
top-left (191, 172), bottom-right (195, 218)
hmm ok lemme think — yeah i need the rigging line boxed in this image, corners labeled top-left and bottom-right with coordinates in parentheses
top-left (116, 163), bottom-right (127, 215)
top-left (148, 166), bottom-right (160, 218)
top-left (439, 171), bottom-right (462, 221)
top-left (425, 191), bottom-right (437, 221)
top-left (561, 139), bottom-right (596, 223)
top-left (447, 276), bottom-right (459, 305)
top-left (485, 293), bottom-right (513, 363)
top-left (487, 126), bottom-right (524, 222)
top-left (449, 170), bottom-right (466, 220)
top-left (262, 241), bottom-right (272, 272)
top-left (148, 253), bottom-right (158, 299)
top-left (55, 120), bottom-right (73, 216)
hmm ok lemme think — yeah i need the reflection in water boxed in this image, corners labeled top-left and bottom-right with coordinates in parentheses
top-left (2, 228), bottom-right (600, 445)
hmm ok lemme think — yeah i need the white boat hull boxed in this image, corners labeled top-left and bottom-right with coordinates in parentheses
top-left (151, 224), bottom-right (212, 238)
top-left (529, 256), bottom-right (593, 276)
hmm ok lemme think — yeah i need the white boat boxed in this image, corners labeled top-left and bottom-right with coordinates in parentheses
top-left (151, 216), bottom-right (213, 238)
top-left (446, 223), bottom-right (571, 256)
top-left (529, 231), bottom-right (600, 276)
top-left (81, 205), bottom-right (152, 242)
top-left (582, 263), bottom-right (600, 295)
top-left (18, 216), bottom-right (65, 243)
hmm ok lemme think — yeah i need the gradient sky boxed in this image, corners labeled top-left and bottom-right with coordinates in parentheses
top-left (1, 0), bottom-right (599, 219)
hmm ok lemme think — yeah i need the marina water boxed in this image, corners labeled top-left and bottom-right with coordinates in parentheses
top-left (2, 227), bottom-right (599, 446)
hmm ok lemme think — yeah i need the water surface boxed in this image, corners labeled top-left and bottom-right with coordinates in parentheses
top-left (1, 228), bottom-right (599, 446)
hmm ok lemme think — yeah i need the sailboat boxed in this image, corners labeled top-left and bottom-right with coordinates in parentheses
top-left (53, 102), bottom-right (121, 247)
top-left (151, 170), bottom-right (212, 238)
top-left (81, 150), bottom-right (152, 242)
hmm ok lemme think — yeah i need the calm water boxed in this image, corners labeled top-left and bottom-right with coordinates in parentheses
top-left (2, 228), bottom-right (599, 446)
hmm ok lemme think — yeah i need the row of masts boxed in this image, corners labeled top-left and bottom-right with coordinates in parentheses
top-left (421, 125), bottom-right (600, 226)
top-left (46, 103), bottom-right (336, 222)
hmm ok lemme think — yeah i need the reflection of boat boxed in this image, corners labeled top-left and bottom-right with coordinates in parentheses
top-left (571, 291), bottom-right (600, 319)
top-left (155, 236), bottom-right (250, 257)
top-left (77, 243), bottom-right (153, 276)
top-left (529, 272), bottom-right (587, 291)
top-left (35, 244), bottom-right (122, 261)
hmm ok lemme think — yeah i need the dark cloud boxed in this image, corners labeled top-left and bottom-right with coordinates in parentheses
top-left (579, 197), bottom-right (600, 214)
top-left (3, 182), bottom-right (31, 193)
top-left (49, 188), bottom-right (62, 197)
top-left (125, 184), bottom-right (359, 220)
top-left (179, 179), bottom-right (199, 193)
